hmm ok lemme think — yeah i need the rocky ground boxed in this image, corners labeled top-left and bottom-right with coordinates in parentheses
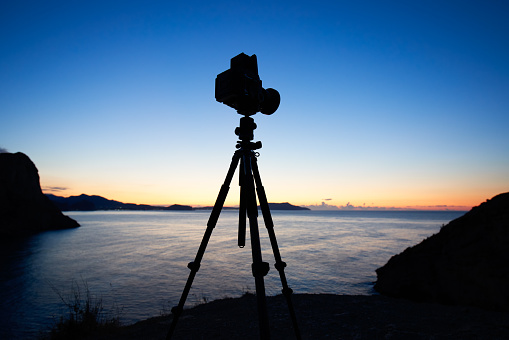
top-left (91, 293), bottom-right (509, 339)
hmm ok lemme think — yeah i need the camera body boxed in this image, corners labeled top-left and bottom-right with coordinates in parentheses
top-left (215, 53), bottom-right (280, 116)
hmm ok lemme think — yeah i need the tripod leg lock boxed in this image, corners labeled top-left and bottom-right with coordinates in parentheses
top-left (274, 261), bottom-right (287, 271)
top-left (187, 261), bottom-right (200, 272)
top-left (252, 261), bottom-right (270, 277)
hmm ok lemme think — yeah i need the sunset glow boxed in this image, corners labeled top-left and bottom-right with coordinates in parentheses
top-left (2, 1), bottom-right (508, 211)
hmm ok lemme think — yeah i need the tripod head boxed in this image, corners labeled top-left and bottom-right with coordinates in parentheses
top-left (235, 116), bottom-right (262, 151)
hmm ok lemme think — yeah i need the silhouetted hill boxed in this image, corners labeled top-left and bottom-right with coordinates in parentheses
top-left (0, 152), bottom-right (79, 237)
top-left (267, 202), bottom-right (309, 210)
top-left (46, 194), bottom-right (193, 211)
top-left (195, 202), bottom-right (308, 211)
top-left (193, 206), bottom-right (239, 210)
top-left (47, 194), bottom-right (307, 212)
top-left (166, 204), bottom-right (193, 211)
top-left (171, 202), bottom-right (310, 210)
top-left (375, 192), bottom-right (509, 311)
top-left (47, 194), bottom-right (155, 211)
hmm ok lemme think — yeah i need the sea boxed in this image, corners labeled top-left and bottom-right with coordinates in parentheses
top-left (0, 209), bottom-right (465, 339)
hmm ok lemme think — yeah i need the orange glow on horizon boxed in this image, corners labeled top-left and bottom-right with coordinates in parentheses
top-left (42, 186), bottom-right (479, 211)
top-left (41, 176), bottom-right (504, 212)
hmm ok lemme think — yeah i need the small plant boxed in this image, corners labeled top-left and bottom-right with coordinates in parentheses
top-left (191, 292), bottom-right (209, 306)
top-left (241, 286), bottom-right (254, 297)
top-left (45, 279), bottom-right (121, 339)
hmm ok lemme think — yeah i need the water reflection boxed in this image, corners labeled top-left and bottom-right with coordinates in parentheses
top-left (0, 210), bottom-right (464, 339)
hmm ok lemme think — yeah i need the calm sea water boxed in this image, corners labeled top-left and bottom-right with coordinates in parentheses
top-left (0, 209), bottom-right (465, 339)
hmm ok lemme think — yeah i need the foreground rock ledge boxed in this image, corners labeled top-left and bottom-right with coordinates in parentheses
top-left (375, 192), bottom-right (509, 311)
top-left (70, 293), bottom-right (509, 339)
top-left (0, 152), bottom-right (79, 237)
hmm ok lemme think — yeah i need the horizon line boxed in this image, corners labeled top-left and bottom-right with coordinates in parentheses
top-left (43, 192), bottom-right (471, 212)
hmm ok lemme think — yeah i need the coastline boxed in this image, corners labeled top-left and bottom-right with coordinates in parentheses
top-left (85, 293), bottom-right (509, 339)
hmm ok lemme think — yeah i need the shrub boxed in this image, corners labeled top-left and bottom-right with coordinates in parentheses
top-left (45, 279), bottom-right (121, 339)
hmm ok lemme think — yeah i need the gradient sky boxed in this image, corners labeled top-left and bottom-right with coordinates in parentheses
top-left (1, 1), bottom-right (508, 210)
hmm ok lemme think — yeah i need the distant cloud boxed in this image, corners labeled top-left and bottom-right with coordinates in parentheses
top-left (303, 201), bottom-right (470, 211)
top-left (303, 202), bottom-right (340, 210)
top-left (322, 198), bottom-right (332, 201)
top-left (0, 147), bottom-right (8, 153)
top-left (43, 186), bottom-right (69, 193)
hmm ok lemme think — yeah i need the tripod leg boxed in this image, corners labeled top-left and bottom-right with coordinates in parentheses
top-left (166, 152), bottom-right (241, 340)
top-left (251, 157), bottom-right (302, 340)
top-left (242, 153), bottom-right (271, 340)
top-left (238, 158), bottom-right (247, 248)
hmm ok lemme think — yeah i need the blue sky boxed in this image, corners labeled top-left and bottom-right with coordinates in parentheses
top-left (1, 0), bottom-right (508, 209)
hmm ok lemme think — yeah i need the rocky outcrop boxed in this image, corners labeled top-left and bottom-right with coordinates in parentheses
top-left (0, 152), bottom-right (79, 237)
top-left (375, 192), bottom-right (509, 311)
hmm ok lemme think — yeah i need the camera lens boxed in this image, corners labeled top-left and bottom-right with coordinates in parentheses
top-left (260, 88), bottom-right (280, 115)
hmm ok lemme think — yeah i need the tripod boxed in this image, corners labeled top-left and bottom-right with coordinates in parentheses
top-left (166, 116), bottom-right (301, 340)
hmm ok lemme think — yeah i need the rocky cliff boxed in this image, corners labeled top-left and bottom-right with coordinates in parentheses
top-left (0, 152), bottom-right (79, 237)
top-left (375, 192), bottom-right (509, 311)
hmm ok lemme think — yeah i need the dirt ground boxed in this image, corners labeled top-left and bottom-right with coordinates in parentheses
top-left (94, 293), bottom-right (509, 339)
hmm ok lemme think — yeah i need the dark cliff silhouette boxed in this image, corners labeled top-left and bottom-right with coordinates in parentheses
top-left (375, 192), bottom-right (509, 311)
top-left (0, 152), bottom-right (79, 237)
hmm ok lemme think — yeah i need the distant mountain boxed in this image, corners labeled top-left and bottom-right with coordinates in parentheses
top-left (46, 194), bottom-right (308, 212)
top-left (266, 202), bottom-right (310, 210)
top-left (193, 206), bottom-right (239, 210)
top-left (166, 204), bottom-right (194, 211)
top-left (195, 202), bottom-right (310, 211)
top-left (0, 152), bottom-right (79, 237)
top-left (46, 194), bottom-right (193, 211)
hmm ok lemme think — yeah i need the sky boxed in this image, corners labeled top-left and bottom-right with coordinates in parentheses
top-left (1, 0), bottom-right (508, 210)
